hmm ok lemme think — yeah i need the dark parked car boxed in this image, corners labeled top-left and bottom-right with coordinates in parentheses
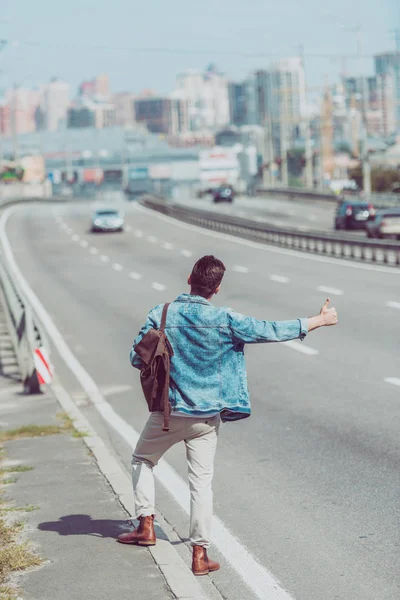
top-left (213, 186), bottom-right (235, 203)
top-left (366, 208), bottom-right (400, 239)
top-left (334, 201), bottom-right (376, 231)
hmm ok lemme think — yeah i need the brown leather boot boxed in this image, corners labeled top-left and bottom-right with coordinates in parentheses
top-left (192, 545), bottom-right (220, 576)
top-left (117, 515), bottom-right (156, 546)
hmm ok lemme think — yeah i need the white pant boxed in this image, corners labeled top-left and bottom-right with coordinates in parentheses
top-left (131, 412), bottom-right (220, 548)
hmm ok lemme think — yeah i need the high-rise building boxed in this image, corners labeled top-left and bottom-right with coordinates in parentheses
top-left (134, 97), bottom-right (188, 135)
top-left (228, 82), bottom-right (247, 126)
top-left (112, 92), bottom-right (136, 127)
top-left (174, 64), bottom-right (230, 131)
top-left (79, 74), bottom-right (110, 101)
top-left (0, 86), bottom-right (41, 136)
top-left (375, 51), bottom-right (400, 131)
top-left (43, 78), bottom-right (70, 131)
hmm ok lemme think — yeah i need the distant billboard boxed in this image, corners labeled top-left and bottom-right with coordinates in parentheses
top-left (149, 164), bottom-right (172, 180)
top-left (128, 166), bottom-right (148, 180)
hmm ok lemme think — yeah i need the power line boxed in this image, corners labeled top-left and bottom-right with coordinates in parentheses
top-left (19, 40), bottom-right (381, 60)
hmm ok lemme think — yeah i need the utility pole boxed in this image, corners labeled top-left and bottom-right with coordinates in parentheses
top-left (299, 45), bottom-right (313, 189)
top-left (262, 114), bottom-right (274, 187)
top-left (280, 80), bottom-right (289, 187)
top-left (357, 29), bottom-right (372, 196)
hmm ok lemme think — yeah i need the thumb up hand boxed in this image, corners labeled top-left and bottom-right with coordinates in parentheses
top-left (320, 298), bottom-right (338, 326)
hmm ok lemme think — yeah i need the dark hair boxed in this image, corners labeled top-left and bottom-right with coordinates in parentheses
top-left (189, 255), bottom-right (226, 297)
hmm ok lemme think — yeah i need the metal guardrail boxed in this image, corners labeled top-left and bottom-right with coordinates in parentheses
top-left (0, 256), bottom-right (50, 393)
top-left (142, 197), bottom-right (400, 267)
top-left (256, 186), bottom-right (400, 209)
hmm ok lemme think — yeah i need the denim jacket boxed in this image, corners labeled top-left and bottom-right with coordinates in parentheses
top-left (130, 294), bottom-right (308, 422)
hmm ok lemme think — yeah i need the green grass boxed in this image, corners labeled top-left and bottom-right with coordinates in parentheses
top-left (0, 505), bottom-right (39, 515)
top-left (1, 479), bottom-right (17, 486)
top-left (0, 413), bottom-right (84, 442)
top-left (0, 425), bottom-right (64, 442)
top-left (0, 466), bottom-right (33, 475)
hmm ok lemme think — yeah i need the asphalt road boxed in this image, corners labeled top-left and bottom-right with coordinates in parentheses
top-left (5, 199), bottom-right (400, 600)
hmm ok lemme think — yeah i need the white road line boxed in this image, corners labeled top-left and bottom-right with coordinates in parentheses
top-left (135, 203), bottom-right (400, 275)
top-left (1, 207), bottom-right (296, 600)
top-left (72, 234), bottom-right (80, 242)
top-left (270, 274), bottom-right (289, 283)
top-left (66, 228), bottom-right (73, 235)
top-left (386, 301), bottom-right (400, 309)
top-left (232, 265), bottom-right (249, 273)
top-left (89, 247), bottom-right (98, 255)
top-left (147, 235), bottom-right (157, 243)
top-left (100, 255), bottom-right (110, 263)
top-left (80, 240), bottom-right (88, 248)
top-left (129, 271), bottom-right (142, 280)
top-left (134, 230), bottom-right (143, 238)
top-left (385, 377), bottom-right (400, 387)
top-left (152, 282), bottom-right (166, 291)
top-left (112, 263), bottom-right (123, 271)
top-left (317, 286), bottom-right (343, 296)
top-left (125, 225), bottom-right (132, 232)
top-left (283, 340), bottom-right (319, 356)
top-left (162, 242), bottom-right (174, 250)
top-left (181, 249), bottom-right (193, 257)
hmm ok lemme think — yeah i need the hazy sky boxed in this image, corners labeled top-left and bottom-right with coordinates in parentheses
top-left (1, 0), bottom-right (399, 96)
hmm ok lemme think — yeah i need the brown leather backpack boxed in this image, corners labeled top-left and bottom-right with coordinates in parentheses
top-left (134, 303), bottom-right (174, 431)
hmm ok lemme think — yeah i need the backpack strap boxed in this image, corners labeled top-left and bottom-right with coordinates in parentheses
top-left (161, 302), bottom-right (171, 431)
top-left (160, 303), bottom-right (170, 332)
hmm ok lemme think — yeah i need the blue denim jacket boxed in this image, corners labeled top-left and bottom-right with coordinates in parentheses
top-left (130, 294), bottom-right (308, 422)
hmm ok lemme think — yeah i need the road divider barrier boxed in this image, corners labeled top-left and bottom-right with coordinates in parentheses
top-left (141, 196), bottom-right (400, 268)
top-left (0, 218), bottom-right (53, 393)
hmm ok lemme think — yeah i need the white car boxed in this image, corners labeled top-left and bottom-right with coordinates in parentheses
top-left (366, 209), bottom-right (400, 240)
top-left (91, 209), bottom-right (124, 233)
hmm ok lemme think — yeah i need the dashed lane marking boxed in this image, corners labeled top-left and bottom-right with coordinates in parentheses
top-left (232, 265), bottom-right (249, 273)
top-left (89, 247), bottom-right (98, 255)
top-left (317, 286), bottom-right (344, 296)
top-left (80, 240), bottom-right (88, 248)
top-left (181, 249), bottom-right (193, 257)
top-left (125, 225), bottom-right (132, 232)
top-left (72, 234), bottom-right (80, 242)
top-left (152, 282), bottom-right (166, 291)
top-left (385, 378), bottom-right (400, 387)
top-left (148, 236), bottom-right (158, 243)
top-left (386, 301), bottom-right (400, 309)
top-left (129, 271), bottom-right (142, 280)
top-left (163, 242), bottom-right (174, 250)
top-left (100, 255), bottom-right (110, 263)
top-left (270, 274), bottom-right (289, 283)
top-left (134, 230), bottom-right (143, 237)
top-left (112, 263), bottom-right (123, 271)
top-left (283, 340), bottom-right (319, 356)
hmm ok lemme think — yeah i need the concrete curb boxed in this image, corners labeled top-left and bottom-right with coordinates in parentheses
top-left (51, 378), bottom-right (211, 600)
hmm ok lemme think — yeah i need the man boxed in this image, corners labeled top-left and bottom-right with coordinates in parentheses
top-left (118, 255), bottom-right (338, 575)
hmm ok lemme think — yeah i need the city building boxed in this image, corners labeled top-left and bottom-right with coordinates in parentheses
top-left (79, 74), bottom-right (111, 101)
top-left (68, 98), bottom-right (116, 129)
top-left (134, 97), bottom-right (188, 135)
top-left (0, 87), bottom-right (41, 137)
top-left (374, 51), bottom-right (400, 132)
top-left (173, 64), bottom-right (230, 131)
top-left (228, 82), bottom-right (248, 126)
top-left (42, 78), bottom-right (70, 131)
top-left (112, 92), bottom-right (136, 127)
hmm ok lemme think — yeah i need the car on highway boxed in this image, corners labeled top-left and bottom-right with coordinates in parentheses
top-left (90, 209), bottom-right (124, 233)
top-left (213, 186), bottom-right (235, 203)
top-left (334, 200), bottom-right (375, 231)
top-left (365, 208), bottom-right (400, 239)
